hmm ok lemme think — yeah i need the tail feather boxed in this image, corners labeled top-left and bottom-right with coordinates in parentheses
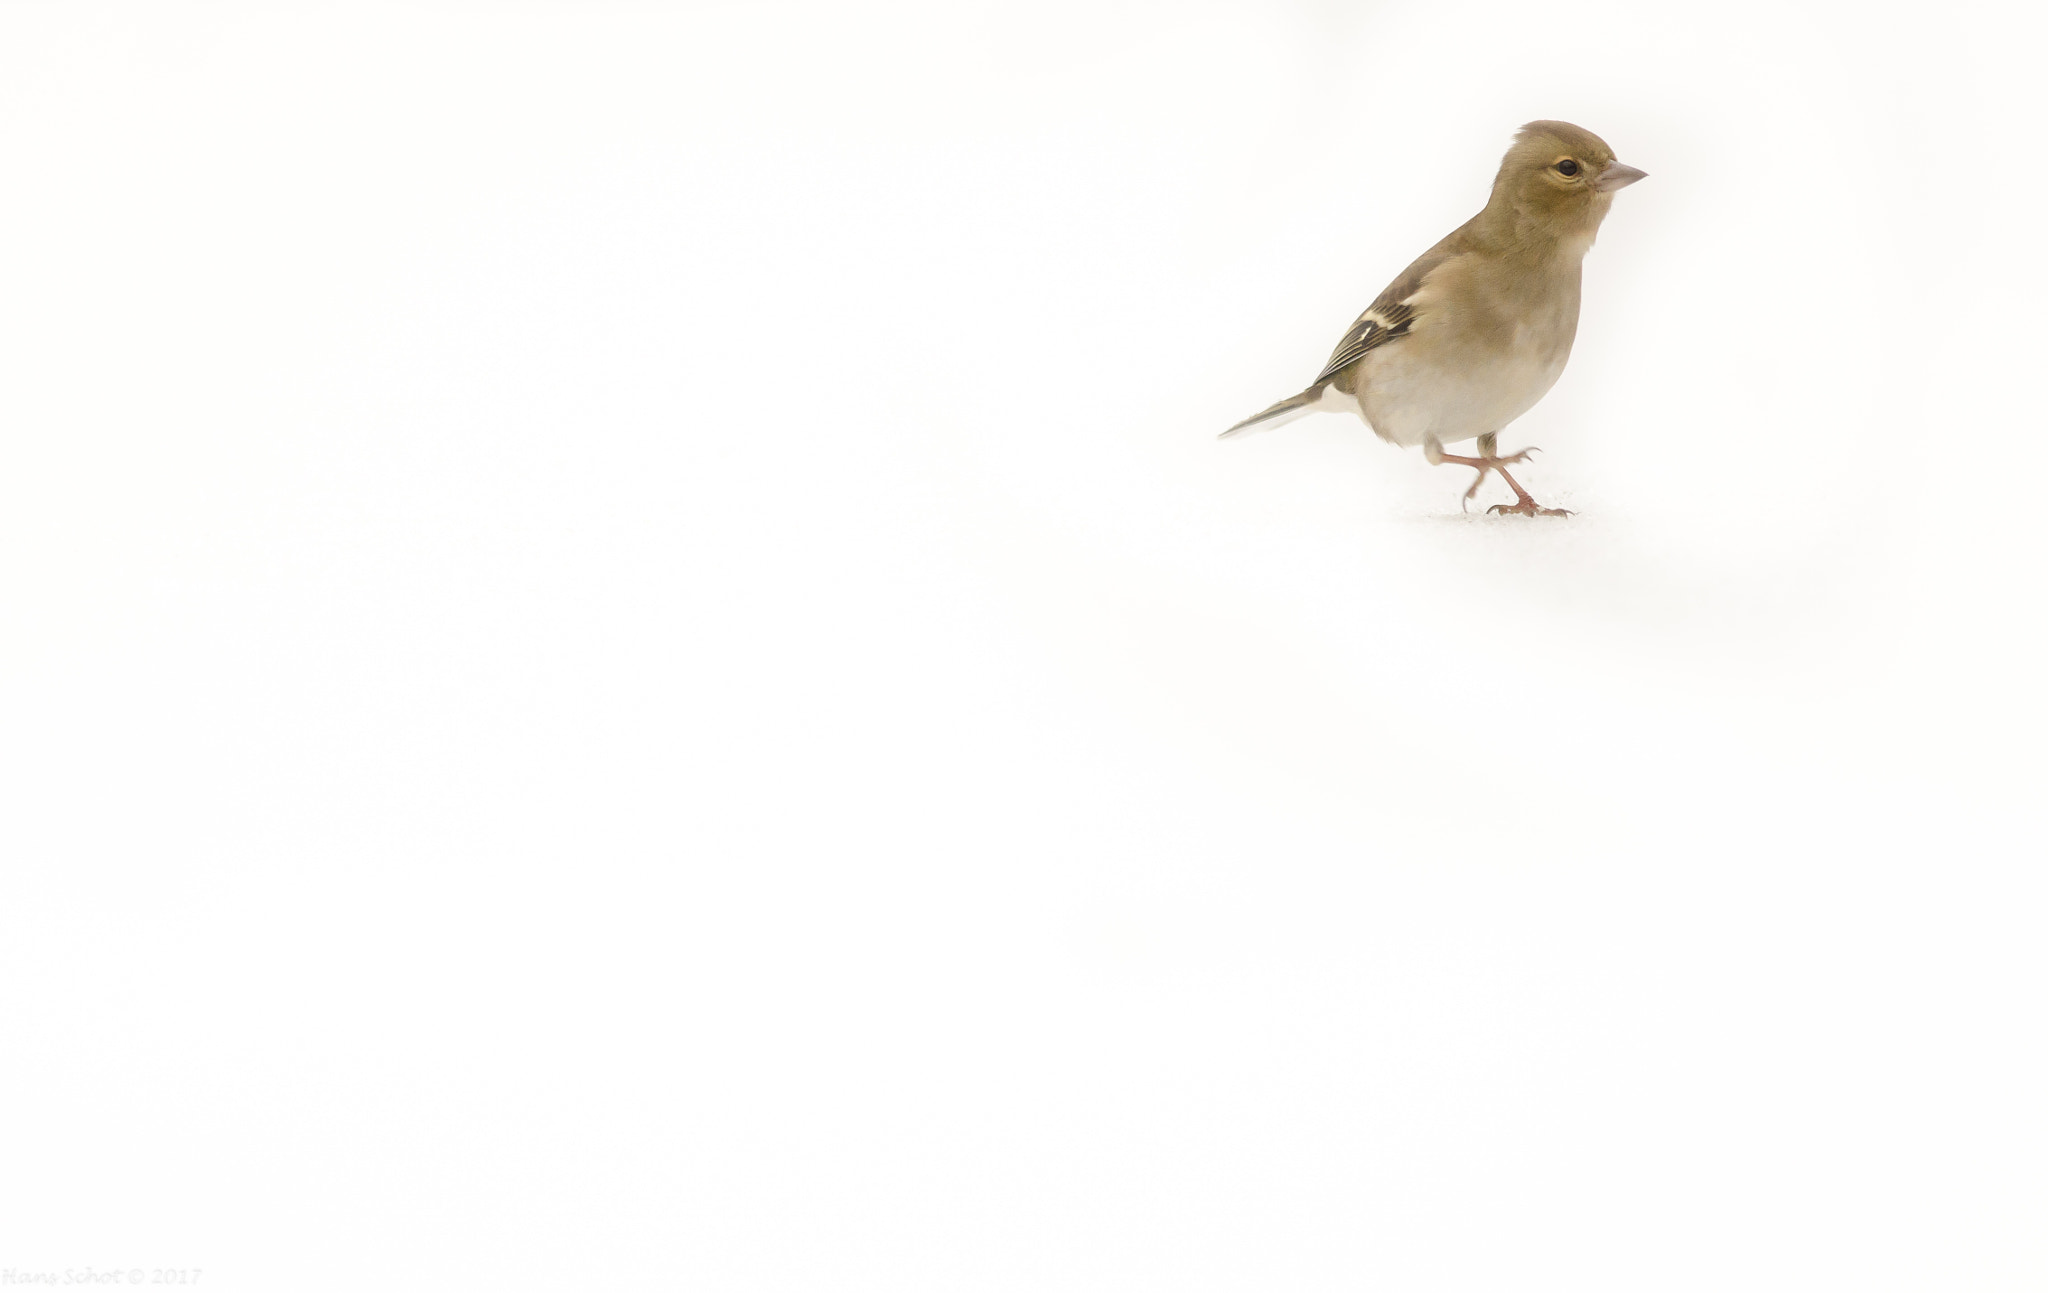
top-left (1220, 387), bottom-right (1322, 439)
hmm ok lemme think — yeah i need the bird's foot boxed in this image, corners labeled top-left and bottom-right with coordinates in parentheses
top-left (1426, 442), bottom-right (1569, 515)
top-left (1431, 446), bottom-right (1540, 511)
top-left (1456, 449), bottom-right (1536, 504)
top-left (1487, 499), bottom-right (1573, 518)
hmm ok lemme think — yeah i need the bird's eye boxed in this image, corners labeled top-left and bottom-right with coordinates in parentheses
top-left (1556, 159), bottom-right (1581, 177)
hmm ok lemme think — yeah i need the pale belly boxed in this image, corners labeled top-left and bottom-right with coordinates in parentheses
top-left (1351, 323), bottom-right (1575, 449)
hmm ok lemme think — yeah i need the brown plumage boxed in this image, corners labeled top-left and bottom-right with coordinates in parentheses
top-left (1223, 121), bottom-right (1646, 516)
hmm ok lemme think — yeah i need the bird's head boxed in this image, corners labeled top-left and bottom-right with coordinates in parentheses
top-left (1484, 120), bottom-right (1646, 249)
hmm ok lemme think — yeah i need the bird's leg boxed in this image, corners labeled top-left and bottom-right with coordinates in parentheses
top-left (1485, 458), bottom-right (1572, 516)
top-left (1490, 456), bottom-right (1564, 514)
top-left (1424, 436), bottom-right (1571, 517)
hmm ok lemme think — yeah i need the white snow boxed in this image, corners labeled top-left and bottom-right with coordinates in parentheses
top-left (0, 2), bottom-right (2041, 1290)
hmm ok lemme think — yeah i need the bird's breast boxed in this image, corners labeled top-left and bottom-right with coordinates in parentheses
top-left (1356, 289), bottom-right (1580, 448)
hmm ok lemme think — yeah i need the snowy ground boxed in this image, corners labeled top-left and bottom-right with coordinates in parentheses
top-left (1, 2), bottom-right (2042, 1290)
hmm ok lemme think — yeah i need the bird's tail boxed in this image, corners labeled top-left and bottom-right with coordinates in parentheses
top-left (1219, 387), bottom-right (1323, 439)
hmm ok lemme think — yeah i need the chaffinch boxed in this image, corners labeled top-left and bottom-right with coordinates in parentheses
top-left (1222, 121), bottom-right (1646, 516)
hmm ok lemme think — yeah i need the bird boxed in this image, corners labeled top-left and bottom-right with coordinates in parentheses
top-left (1221, 121), bottom-right (1645, 516)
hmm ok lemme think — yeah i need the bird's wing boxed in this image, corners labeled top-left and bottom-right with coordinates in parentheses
top-left (1311, 300), bottom-right (1418, 386)
top-left (1310, 245), bottom-right (1459, 387)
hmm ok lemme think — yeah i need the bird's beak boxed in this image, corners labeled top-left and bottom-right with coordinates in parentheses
top-left (1595, 161), bottom-right (1647, 192)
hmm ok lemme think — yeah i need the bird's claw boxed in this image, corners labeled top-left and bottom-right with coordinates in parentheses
top-left (1460, 448), bottom-right (1539, 505)
top-left (1433, 443), bottom-right (1564, 515)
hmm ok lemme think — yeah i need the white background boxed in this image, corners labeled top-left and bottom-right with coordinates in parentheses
top-left (2, 1), bottom-right (2043, 1288)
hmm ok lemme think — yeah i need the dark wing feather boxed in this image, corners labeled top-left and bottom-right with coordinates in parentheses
top-left (1311, 243), bottom-right (1460, 388)
top-left (1312, 300), bottom-right (1417, 386)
